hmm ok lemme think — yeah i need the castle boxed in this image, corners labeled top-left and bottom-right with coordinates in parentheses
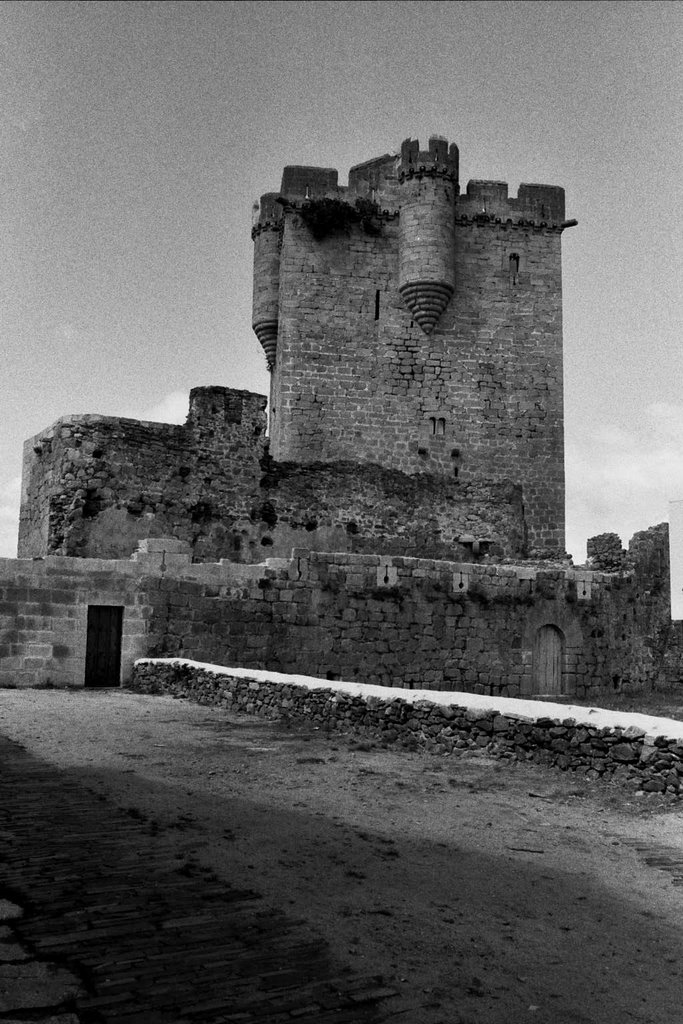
top-left (4, 137), bottom-right (675, 695)
top-left (20, 136), bottom-right (570, 565)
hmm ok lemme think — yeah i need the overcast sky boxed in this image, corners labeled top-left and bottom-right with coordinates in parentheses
top-left (1, 0), bottom-right (681, 562)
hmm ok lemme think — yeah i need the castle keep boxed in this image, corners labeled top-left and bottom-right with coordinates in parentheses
top-left (7, 136), bottom-right (676, 697)
top-left (255, 137), bottom-right (568, 557)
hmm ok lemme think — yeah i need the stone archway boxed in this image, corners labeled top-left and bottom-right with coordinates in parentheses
top-left (532, 624), bottom-right (565, 695)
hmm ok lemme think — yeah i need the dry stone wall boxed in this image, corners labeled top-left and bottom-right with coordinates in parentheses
top-left (131, 660), bottom-right (683, 797)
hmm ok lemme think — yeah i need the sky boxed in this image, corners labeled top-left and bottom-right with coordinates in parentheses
top-left (1, 0), bottom-right (681, 563)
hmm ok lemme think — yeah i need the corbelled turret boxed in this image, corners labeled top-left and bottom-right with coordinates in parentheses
top-left (251, 193), bottom-right (283, 369)
top-left (397, 136), bottom-right (458, 335)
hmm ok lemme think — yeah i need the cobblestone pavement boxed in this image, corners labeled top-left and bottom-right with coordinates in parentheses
top-left (0, 736), bottom-right (397, 1023)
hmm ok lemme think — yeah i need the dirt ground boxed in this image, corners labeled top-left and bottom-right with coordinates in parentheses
top-left (1, 687), bottom-right (682, 1024)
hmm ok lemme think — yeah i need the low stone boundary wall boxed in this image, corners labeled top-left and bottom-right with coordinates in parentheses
top-left (131, 659), bottom-right (683, 797)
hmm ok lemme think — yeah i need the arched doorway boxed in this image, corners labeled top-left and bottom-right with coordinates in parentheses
top-left (532, 624), bottom-right (564, 695)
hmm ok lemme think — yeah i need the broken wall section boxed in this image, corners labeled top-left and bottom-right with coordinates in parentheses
top-left (19, 388), bottom-right (528, 563)
top-left (18, 388), bottom-right (268, 562)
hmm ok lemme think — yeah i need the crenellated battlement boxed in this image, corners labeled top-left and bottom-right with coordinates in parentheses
top-left (251, 192), bottom-right (283, 239)
top-left (459, 179), bottom-right (566, 228)
top-left (398, 135), bottom-right (459, 184)
top-left (280, 165), bottom-right (340, 200)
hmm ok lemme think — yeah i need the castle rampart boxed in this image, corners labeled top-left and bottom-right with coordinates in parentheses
top-left (0, 532), bottom-right (673, 695)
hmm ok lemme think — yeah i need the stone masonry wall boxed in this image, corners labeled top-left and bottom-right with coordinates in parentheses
top-left (259, 140), bottom-right (568, 555)
top-left (19, 387), bottom-right (267, 563)
top-left (0, 537), bottom-right (671, 694)
top-left (139, 546), bottom-right (668, 699)
top-left (19, 388), bottom-right (527, 563)
top-left (0, 541), bottom-right (268, 688)
top-left (0, 556), bottom-right (150, 689)
top-left (131, 660), bottom-right (683, 798)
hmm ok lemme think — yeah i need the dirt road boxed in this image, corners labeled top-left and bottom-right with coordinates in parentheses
top-left (1, 688), bottom-right (681, 1023)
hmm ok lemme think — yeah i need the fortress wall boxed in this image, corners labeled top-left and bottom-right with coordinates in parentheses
top-left (0, 544), bottom-right (269, 688)
top-left (449, 220), bottom-right (564, 553)
top-left (18, 389), bottom-right (269, 562)
top-left (270, 207), bottom-right (564, 555)
top-left (146, 548), bottom-right (670, 698)
top-left (0, 555), bottom-right (151, 689)
top-left (19, 415), bottom-right (189, 560)
top-left (257, 462), bottom-right (526, 561)
top-left (18, 390), bottom-right (528, 564)
top-left (1, 538), bottom-right (670, 694)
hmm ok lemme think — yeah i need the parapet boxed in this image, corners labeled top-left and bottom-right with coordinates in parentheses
top-left (460, 179), bottom-right (566, 227)
top-left (347, 153), bottom-right (396, 195)
top-left (251, 192), bottom-right (283, 237)
top-left (280, 165), bottom-right (339, 199)
top-left (398, 136), bottom-right (459, 184)
top-left (261, 137), bottom-right (568, 228)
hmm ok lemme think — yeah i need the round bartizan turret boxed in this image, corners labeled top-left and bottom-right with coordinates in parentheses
top-left (251, 193), bottom-right (283, 369)
top-left (397, 136), bottom-right (458, 335)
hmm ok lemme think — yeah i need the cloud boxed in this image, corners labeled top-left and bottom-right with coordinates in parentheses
top-left (566, 402), bottom-right (683, 563)
top-left (0, 475), bottom-right (21, 559)
top-left (135, 390), bottom-right (189, 425)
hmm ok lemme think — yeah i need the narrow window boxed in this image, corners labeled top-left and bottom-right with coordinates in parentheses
top-left (429, 417), bottom-right (436, 435)
top-left (374, 289), bottom-right (381, 321)
top-left (509, 253), bottom-right (519, 283)
top-left (436, 417), bottom-right (446, 436)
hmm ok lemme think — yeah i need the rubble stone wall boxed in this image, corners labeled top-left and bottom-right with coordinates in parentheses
top-left (131, 659), bottom-right (683, 797)
top-left (18, 388), bottom-right (527, 563)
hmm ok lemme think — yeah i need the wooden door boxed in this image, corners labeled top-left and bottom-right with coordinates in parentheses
top-left (85, 606), bottom-right (123, 688)
top-left (532, 625), bottom-right (563, 695)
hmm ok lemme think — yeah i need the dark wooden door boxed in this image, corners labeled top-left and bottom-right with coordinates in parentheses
top-left (532, 625), bottom-right (563, 695)
top-left (85, 606), bottom-right (123, 688)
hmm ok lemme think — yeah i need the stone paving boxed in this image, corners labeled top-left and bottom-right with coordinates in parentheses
top-left (0, 736), bottom-right (397, 1023)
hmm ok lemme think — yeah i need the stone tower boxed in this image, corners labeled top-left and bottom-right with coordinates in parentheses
top-left (252, 136), bottom-right (571, 557)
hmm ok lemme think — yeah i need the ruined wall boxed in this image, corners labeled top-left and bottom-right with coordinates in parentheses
top-left (256, 137), bottom-right (569, 555)
top-left (19, 388), bottom-right (527, 563)
top-left (0, 537), bottom-right (671, 693)
top-left (19, 387), bottom-right (267, 562)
